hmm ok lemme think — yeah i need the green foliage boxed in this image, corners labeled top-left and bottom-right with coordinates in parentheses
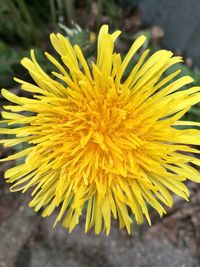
top-left (0, 41), bottom-right (21, 88)
top-left (0, 0), bottom-right (40, 46)
top-left (0, 41), bottom-right (56, 89)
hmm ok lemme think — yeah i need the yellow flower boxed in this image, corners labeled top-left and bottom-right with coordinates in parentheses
top-left (1, 25), bottom-right (200, 235)
top-left (89, 31), bottom-right (96, 43)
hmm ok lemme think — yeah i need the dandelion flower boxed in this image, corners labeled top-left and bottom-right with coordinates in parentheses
top-left (1, 25), bottom-right (200, 235)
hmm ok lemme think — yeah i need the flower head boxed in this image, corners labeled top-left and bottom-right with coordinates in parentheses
top-left (1, 25), bottom-right (200, 235)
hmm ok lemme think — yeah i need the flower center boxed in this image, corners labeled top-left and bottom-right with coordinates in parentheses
top-left (72, 93), bottom-right (129, 151)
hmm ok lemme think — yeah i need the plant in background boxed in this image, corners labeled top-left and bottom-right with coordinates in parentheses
top-left (1, 25), bottom-right (200, 235)
top-left (1, 0), bottom-right (41, 46)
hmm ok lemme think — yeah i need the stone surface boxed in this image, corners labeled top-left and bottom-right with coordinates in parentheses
top-left (29, 214), bottom-right (199, 267)
top-left (0, 203), bottom-right (38, 267)
top-left (139, 0), bottom-right (200, 66)
top-left (0, 200), bottom-right (199, 267)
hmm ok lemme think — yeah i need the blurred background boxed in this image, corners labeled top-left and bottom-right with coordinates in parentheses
top-left (0, 0), bottom-right (200, 266)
